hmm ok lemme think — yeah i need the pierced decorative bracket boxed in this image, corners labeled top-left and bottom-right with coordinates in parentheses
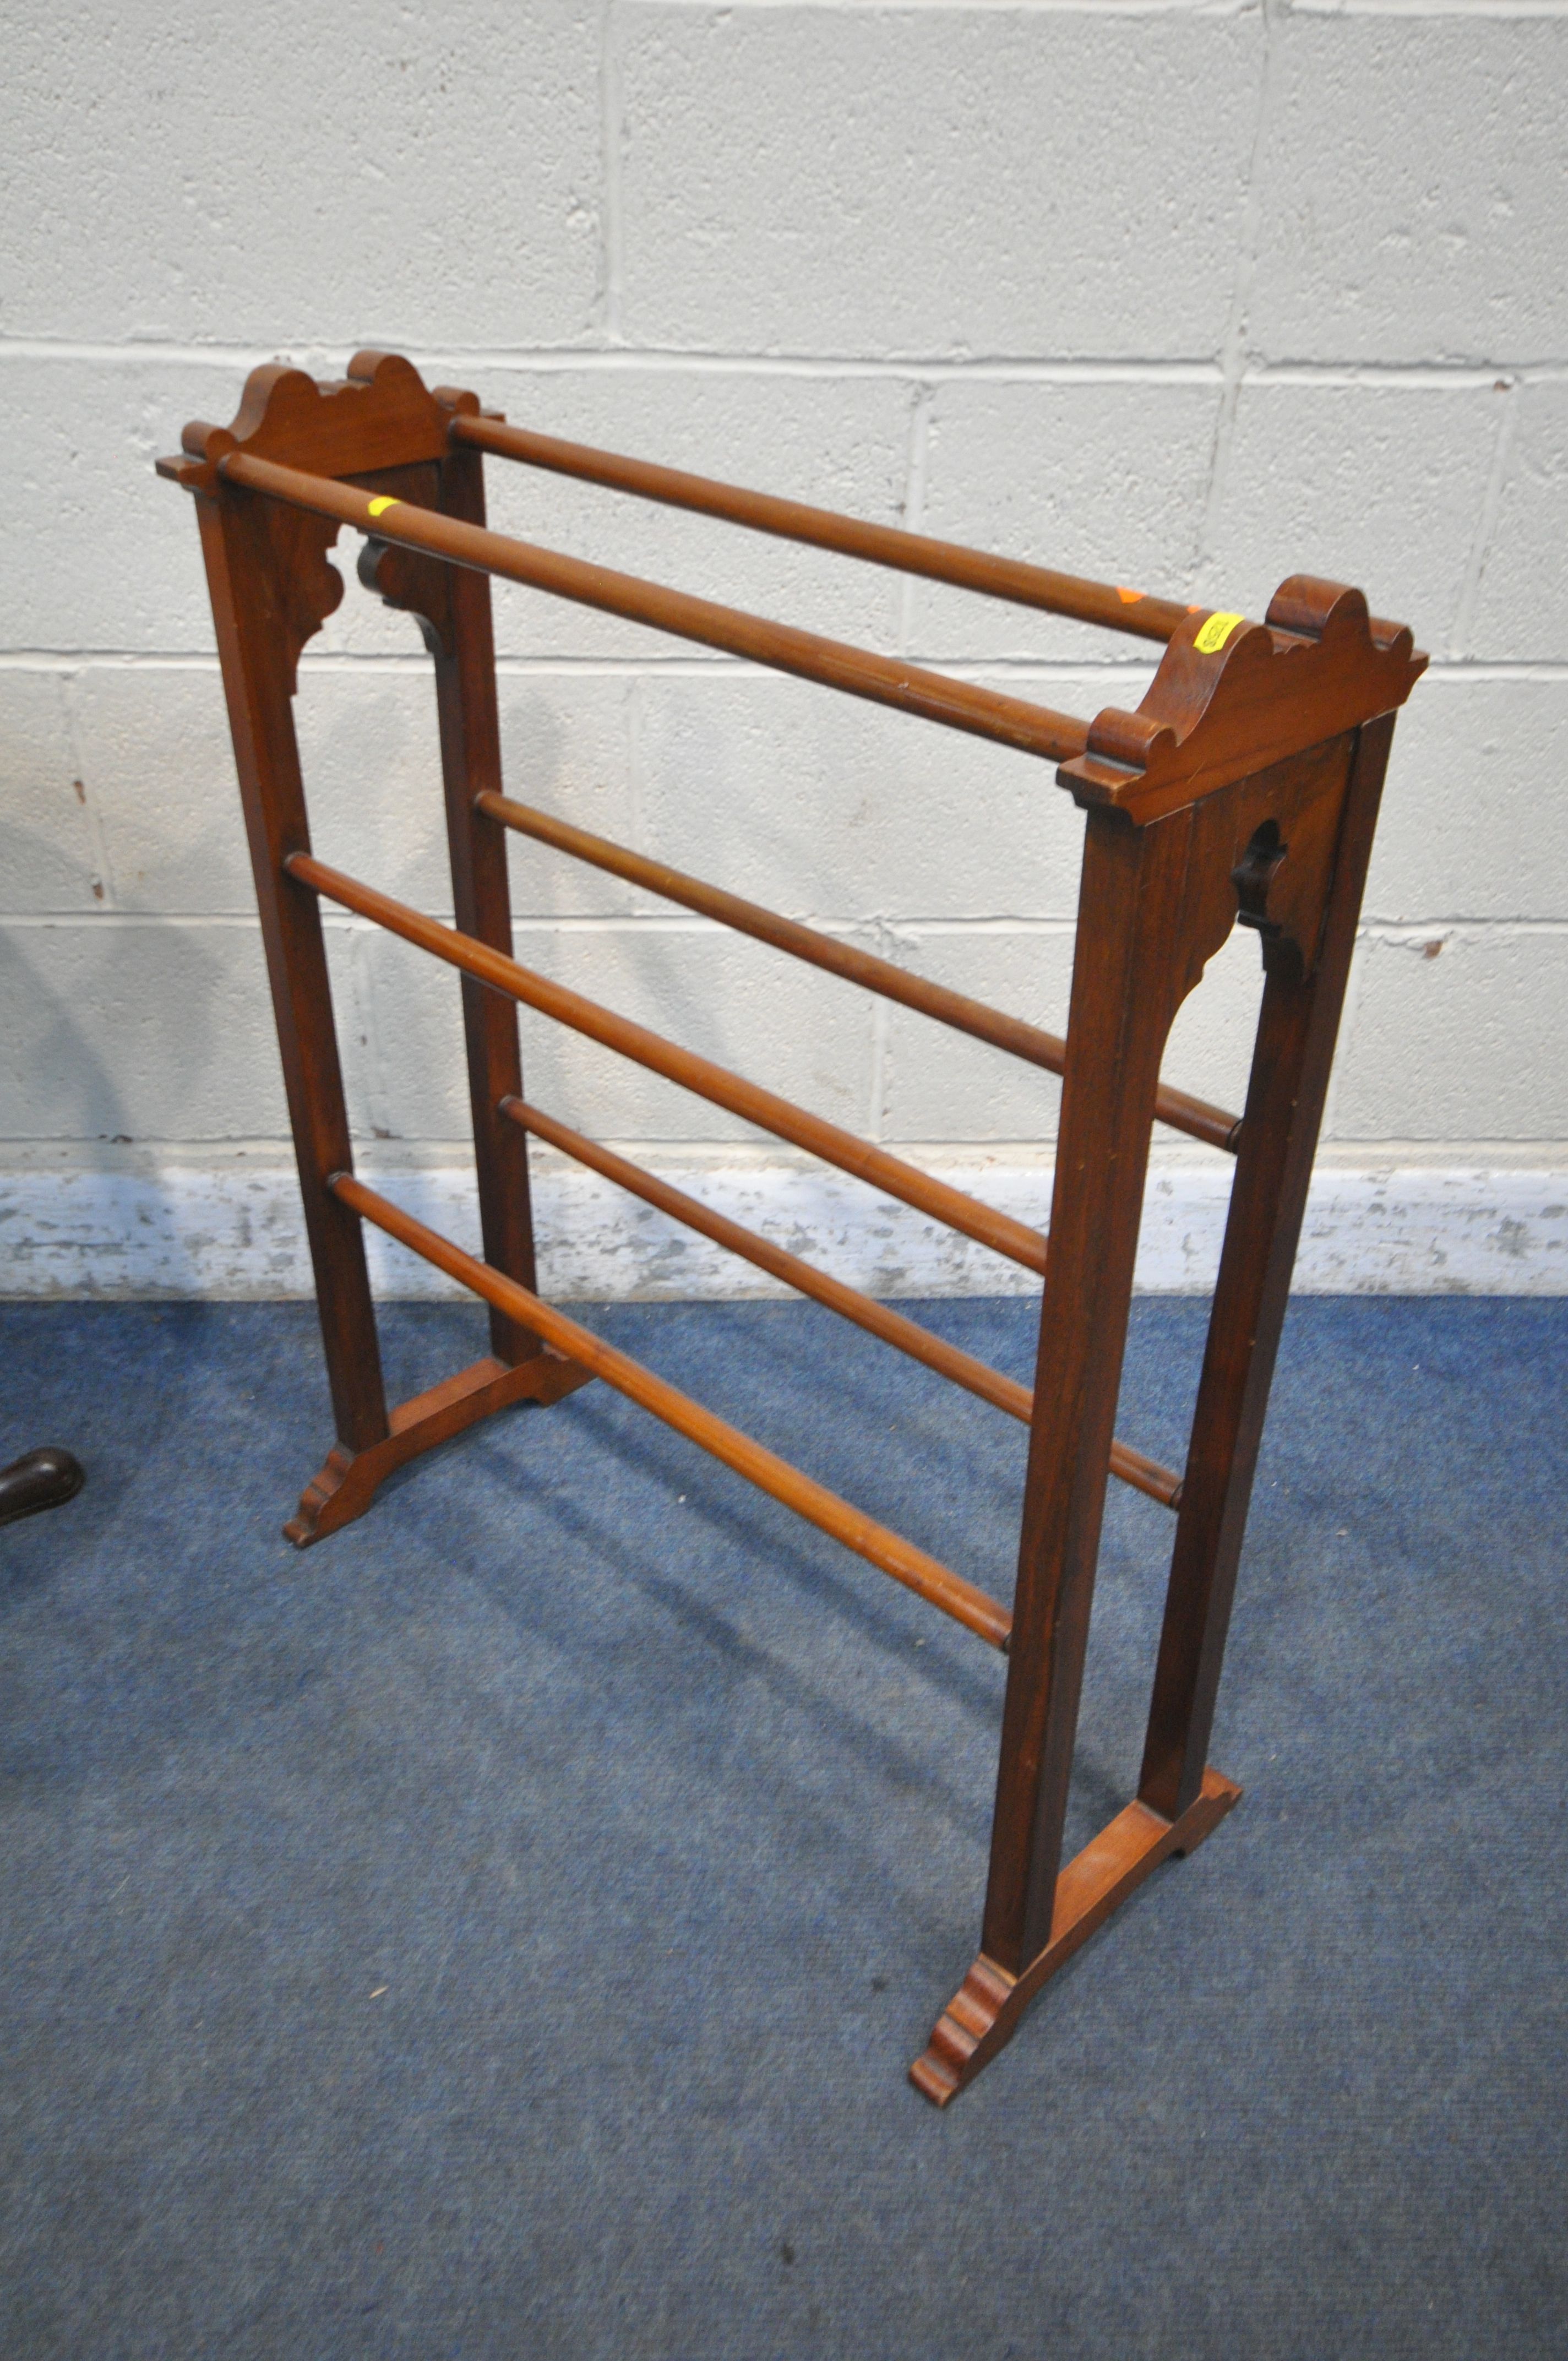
top-left (1059, 578), bottom-right (1426, 825)
top-left (357, 528), bottom-right (457, 659)
top-left (157, 352), bottom-right (486, 685)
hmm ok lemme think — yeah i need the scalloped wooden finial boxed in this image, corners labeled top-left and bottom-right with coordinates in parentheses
top-left (1058, 578), bottom-right (1427, 823)
top-left (156, 350), bottom-right (463, 495)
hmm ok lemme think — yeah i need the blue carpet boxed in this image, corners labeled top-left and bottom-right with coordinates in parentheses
top-left (0, 1294), bottom-right (1563, 2359)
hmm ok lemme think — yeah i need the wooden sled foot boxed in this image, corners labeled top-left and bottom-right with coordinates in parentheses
top-left (911, 1766), bottom-right (1242, 2107)
top-left (284, 1349), bottom-right (594, 1546)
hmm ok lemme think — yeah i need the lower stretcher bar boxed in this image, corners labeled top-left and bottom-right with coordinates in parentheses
top-left (331, 1171), bottom-right (1015, 1653)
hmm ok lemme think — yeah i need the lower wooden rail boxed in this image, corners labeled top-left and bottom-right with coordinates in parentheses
top-left (499, 1093), bottom-right (1182, 1510)
top-left (331, 1172), bottom-right (1014, 1652)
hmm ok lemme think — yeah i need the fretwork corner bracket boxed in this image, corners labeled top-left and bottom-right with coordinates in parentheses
top-left (1059, 578), bottom-right (1427, 826)
top-left (155, 351), bottom-right (490, 692)
top-left (155, 349), bottom-right (1421, 2109)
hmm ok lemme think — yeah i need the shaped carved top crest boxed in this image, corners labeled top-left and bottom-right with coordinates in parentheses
top-left (1058, 579), bottom-right (1427, 823)
top-left (156, 349), bottom-right (477, 494)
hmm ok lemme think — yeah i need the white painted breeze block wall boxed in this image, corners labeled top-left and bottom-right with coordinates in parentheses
top-left (2, 0), bottom-right (1565, 1299)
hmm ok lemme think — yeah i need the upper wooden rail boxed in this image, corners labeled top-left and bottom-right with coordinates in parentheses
top-left (478, 790), bottom-right (1241, 1155)
top-left (333, 1172), bottom-right (1014, 1651)
top-left (164, 357), bottom-right (1428, 826)
top-left (220, 451), bottom-right (1091, 766)
top-left (450, 412), bottom-right (1194, 646)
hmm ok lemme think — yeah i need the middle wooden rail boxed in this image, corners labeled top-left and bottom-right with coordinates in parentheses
top-left (285, 853), bottom-right (1050, 1274)
top-left (477, 791), bottom-right (1241, 1155)
top-left (284, 850), bottom-right (1180, 1511)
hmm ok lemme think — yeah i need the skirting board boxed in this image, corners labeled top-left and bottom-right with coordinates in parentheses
top-left (2, 1161), bottom-right (1564, 1299)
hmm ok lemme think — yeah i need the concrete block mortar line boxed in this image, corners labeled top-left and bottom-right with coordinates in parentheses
top-left (635, 0), bottom-right (1568, 12)
top-left (895, 384), bottom-right (935, 658)
top-left (598, 0), bottom-right (627, 347)
top-left (1358, 918), bottom-right (1568, 942)
top-left (863, 916), bottom-right (911, 1144)
top-left (1196, 0), bottom-right (1283, 583)
top-left (4, 911), bottom-right (1563, 943)
top-left (1244, 361), bottom-right (1568, 387)
top-left (867, 993), bottom-right (891, 1145)
top-left (1292, 0), bottom-right (1568, 19)
top-left (624, 672), bottom-right (648, 885)
top-left (346, 923), bottom-right (395, 1149)
top-left (1449, 376), bottom-right (1521, 658)
top-left (6, 651), bottom-right (1568, 683)
top-left (11, 339), bottom-right (1568, 382)
top-left (56, 668), bottom-right (117, 912)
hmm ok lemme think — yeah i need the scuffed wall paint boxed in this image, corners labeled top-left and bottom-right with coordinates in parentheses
top-left (3, 1162), bottom-right (1562, 1301)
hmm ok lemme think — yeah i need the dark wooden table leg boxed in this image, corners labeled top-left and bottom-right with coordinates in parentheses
top-left (196, 484), bottom-right (390, 1460)
top-left (978, 802), bottom-right (1206, 1981)
top-left (912, 759), bottom-right (1334, 2104)
top-left (1139, 714), bottom-right (1397, 1820)
top-left (429, 413), bottom-right (542, 1363)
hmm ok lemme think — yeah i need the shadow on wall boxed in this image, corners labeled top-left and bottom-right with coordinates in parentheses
top-left (0, 881), bottom-right (242, 1294)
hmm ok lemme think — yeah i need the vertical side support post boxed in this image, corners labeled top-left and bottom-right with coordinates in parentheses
top-left (1139, 712), bottom-right (1398, 1819)
top-left (428, 412), bottom-right (541, 1360)
top-left (982, 799), bottom-right (1206, 1973)
top-left (195, 486), bottom-right (389, 1452)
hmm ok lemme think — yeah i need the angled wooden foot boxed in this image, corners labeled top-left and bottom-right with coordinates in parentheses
top-left (284, 1349), bottom-right (594, 1546)
top-left (911, 1767), bottom-right (1241, 2107)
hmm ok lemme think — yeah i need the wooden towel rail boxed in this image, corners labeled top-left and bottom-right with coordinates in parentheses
top-left (159, 350), bottom-right (1425, 2106)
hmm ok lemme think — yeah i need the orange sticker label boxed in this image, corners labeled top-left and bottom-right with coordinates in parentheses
top-left (1116, 586), bottom-right (1142, 605)
top-left (366, 496), bottom-right (401, 519)
top-left (1193, 610), bottom-right (1244, 655)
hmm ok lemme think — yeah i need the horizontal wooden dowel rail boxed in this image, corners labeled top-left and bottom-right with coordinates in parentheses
top-left (331, 1171), bottom-right (1013, 1651)
top-left (220, 451), bottom-right (1090, 766)
top-left (286, 853), bottom-right (1049, 1276)
top-left (500, 1095), bottom-right (1183, 1510)
top-left (479, 791), bottom-right (1242, 1156)
top-left (450, 412), bottom-right (1194, 646)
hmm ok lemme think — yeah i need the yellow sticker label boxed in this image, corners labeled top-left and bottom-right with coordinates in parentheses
top-left (366, 496), bottom-right (401, 519)
top-left (1194, 610), bottom-right (1245, 655)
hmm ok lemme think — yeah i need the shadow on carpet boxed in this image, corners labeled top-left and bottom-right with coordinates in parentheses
top-left (0, 1294), bottom-right (1563, 2360)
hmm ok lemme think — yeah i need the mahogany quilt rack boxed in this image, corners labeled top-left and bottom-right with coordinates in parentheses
top-left (159, 351), bottom-right (1425, 2105)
